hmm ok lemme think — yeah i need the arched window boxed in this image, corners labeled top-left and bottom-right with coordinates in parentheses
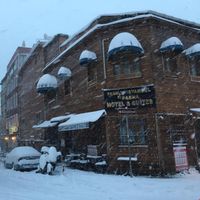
top-left (185, 43), bottom-right (200, 78)
top-left (79, 50), bottom-right (97, 84)
top-left (107, 32), bottom-right (144, 78)
top-left (160, 37), bottom-right (183, 76)
top-left (36, 74), bottom-right (58, 94)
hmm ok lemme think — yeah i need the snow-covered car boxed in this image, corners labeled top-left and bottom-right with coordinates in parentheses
top-left (4, 146), bottom-right (41, 171)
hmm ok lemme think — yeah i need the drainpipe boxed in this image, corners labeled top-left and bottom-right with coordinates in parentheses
top-left (155, 113), bottom-right (165, 175)
top-left (101, 38), bottom-right (108, 80)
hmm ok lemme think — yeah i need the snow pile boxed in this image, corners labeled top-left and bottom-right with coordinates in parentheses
top-left (57, 66), bottom-right (72, 79)
top-left (48, 147), bottom-right (58, 163)
top-left (36, 74), bottom-right (58, 90)
top-left (41, 146), bottom-right (49, 154)
top-left (184, 43), bottom-right (200, 56)
top-left (79, 50), bottom-right (97, 65)
top-left (7, 146), bottom-right (40, 158)
top-left (32, 120), bottom-right (57, 128)
top-left (190, 108), bottom-right (200, 113)
top-left (0, 164), bottom-right (200, 200)
top-left (160, 36), bottom-right (183, 52)
top-left (50, 114), bottom-right (74, 123)
top-left (108, 32), bottom-right (144, 58)
top-left (18, 158), bottom-right (39, 166)
top-left (5, 146), bottom-right (41, 165)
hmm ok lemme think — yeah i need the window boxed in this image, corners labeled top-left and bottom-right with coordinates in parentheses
top-left (170, 124), bottom-right (186, 144)
top-left (163, 57), bottom-right (178, 74)
top-left (189, 56), bottom-right (200, 77)
top-left (88, 64), bottom-right (97, 83)
top-left (169, 116), bottom-right (187, 144)
top-left (64, 79), bottom-right (71, 95)
top-left (119, 116), bottom-right (147, 145)
top-left (113, 58), bottom-right (141, 77)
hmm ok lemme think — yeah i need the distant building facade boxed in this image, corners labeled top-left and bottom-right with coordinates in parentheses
top-left (1, 46), bottom-right (31, 151)
top-left (2, 11), bottom-right (200, 175)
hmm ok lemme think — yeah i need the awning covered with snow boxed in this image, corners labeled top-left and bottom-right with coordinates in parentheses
top-left (57, 66), bottom-right (72, 80)
top-left (190, 108), bottom-right (200, 113)
top-left (58, 109), bottom-right (106, 132)
top-left (159, 37), bottom-right (183, 53)
top-left (184, 43), bottom-right (200, 57)
top-left (79, 50), bottom-right (97, 65)
top-left (32, 120), bottom-right (58, 129)
top-left (50, 114), bottom-right (74, 123)
top-left (107, 32), bottom-right (144, 61)
top-left (36, 74), bottom-right (58, 94)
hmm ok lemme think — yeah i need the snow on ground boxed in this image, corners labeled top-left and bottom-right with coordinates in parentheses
top-left (0, 162), bottom-right (200, 200)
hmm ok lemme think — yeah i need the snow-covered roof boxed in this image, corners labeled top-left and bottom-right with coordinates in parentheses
top-left (58, 109), bottom-right (106, 131)
top-left (43, 11), bottom-right (200, 72)
top-left (184, 43), bottom-right (200, 57)
top-left (160, 37), bottom-right (184, 53)
top-left (32, 120), bottom-right (58, 129)
top-left (79, 50), bottom-right (97, 65)
top-left (50, 114), bottom-right (74, 123)
top-left (108, 32), bottom-right (144, 59)
top-left (57, 66), bottom-right (72, 79)
top-left (36, 74), bottom-right (58, 93)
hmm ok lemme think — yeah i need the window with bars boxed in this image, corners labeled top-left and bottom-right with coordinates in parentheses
top-left (119, 116), bottom-right (147, 145)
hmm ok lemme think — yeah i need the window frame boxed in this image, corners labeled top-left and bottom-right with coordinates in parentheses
top-left (161, 52), bottom-right (180, 77)
top-left (119, 116), bottom-right (147, 146)
top-left (112, 57), bottom-right (142, 79)
top-left (87, 62), bottom-right (97, 84)
top-left (188, 56), bottom-right (200, 80)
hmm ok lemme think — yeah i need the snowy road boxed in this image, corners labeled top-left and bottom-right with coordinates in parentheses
top-left (0, 163), bottom-right (200, 200)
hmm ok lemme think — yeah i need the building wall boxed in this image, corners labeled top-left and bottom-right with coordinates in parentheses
top-left (15, 13), bottom-right (200, 174)
top-left (18, 44), bottom-right (45, 146)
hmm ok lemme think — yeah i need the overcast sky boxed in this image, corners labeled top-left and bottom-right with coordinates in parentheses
top-left (0, 0), bottom-right (200, 81)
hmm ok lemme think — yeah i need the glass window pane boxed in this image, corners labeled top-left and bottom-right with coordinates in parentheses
top-left (113, 64), bottom-right (121, 76)
top-left (119, 117), bottom-right (146, 145)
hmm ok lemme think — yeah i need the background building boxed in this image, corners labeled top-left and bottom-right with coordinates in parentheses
top-left (1, 46), bottom-right (31, 151)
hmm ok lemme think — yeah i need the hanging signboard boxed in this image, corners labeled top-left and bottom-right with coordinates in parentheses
top-left (173, 146), bottom-right (189, 172)
top-left (103, 85), bottom-right (156, 110)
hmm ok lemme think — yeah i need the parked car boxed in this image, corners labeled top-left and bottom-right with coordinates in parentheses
top-left (4, 146), bottom-right (41, 171)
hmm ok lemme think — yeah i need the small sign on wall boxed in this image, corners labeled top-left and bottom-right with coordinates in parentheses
top-left (173, 146), bottom-right (188, 172)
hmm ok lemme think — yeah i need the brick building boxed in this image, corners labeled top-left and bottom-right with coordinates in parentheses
top-left (10, 11), bottom-right (200, 174)
top-left (1, 46), bottom-right (31, 151)
top-left (18, 34), bottom-right (68, 148)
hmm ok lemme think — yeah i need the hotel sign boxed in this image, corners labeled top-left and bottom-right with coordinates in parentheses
top-left (103, 85), bottom-right (156, 110)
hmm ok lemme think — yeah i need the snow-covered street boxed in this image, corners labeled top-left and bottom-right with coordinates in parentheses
top-left (0, 162), bottom-right (200, 200)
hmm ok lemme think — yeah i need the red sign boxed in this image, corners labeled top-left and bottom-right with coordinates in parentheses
top-left (173, 146), bottom-right (188, 172)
